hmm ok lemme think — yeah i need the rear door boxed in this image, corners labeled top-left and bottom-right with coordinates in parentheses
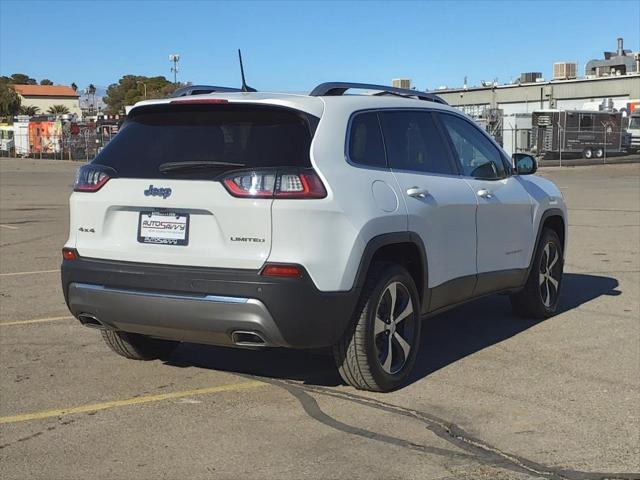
top-left (72, 102), bottom-right (316, 269)
top-left (435, 111), bottom-right (534, 292)
top-left (378, 110), bottom-right (479, 309)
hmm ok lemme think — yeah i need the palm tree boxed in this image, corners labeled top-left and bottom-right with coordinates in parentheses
top-left (47, 104), bottom-right (70, 115)
top-left (19, 105), bottom-right (40, 116)
top-left (87, 84), bottom-right (97, 113)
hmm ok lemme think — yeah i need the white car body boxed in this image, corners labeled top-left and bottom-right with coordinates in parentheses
top-left (62, 88), bottom-right (567, 354)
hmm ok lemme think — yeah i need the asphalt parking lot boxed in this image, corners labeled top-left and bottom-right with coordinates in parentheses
top-left (1, 158), bottom-right (638, 480)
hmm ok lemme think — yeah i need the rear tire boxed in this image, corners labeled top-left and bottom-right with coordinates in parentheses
top-left (582, 148), bottom-right (593, 159)
top-left (101, 330), bottom-right (179, 360)
top-left (510, 228), bottom-right (563, 319)
top-left (594, 147), bottom-right (604, 158)
top-left (333, 262), bottom-right (421, 392)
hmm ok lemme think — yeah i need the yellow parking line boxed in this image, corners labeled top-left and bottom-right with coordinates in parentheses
top-left (0, 380), bottom-right (265, 424)
top-left (0, 316), bottom-right (73, 326)
top-left (0, 269), bottom-right (59, 277)
top-left (0, 224), bottom-right (19, 230)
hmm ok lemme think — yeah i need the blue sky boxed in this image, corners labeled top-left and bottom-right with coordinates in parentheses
top-left (1, 0), bottom-right (639, 92)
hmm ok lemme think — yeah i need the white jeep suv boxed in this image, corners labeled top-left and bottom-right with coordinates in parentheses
top-left (62, 82), bottom-right (567, 392)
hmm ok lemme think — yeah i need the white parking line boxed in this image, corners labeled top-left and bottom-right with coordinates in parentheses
top-left (0, 269), bottom-right (59, 277)
top-left (0, 224), bottom-right (19, 230)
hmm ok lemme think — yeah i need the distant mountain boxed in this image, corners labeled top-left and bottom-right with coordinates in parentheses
top-left (79, 85), bottom-right (107, 110)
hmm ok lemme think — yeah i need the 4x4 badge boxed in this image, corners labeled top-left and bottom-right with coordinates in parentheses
top-left (144, 185), bottom-right (172, 199)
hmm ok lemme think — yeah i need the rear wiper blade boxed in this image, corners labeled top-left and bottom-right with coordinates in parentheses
top-left (159, 161), bottom-right (245, 173)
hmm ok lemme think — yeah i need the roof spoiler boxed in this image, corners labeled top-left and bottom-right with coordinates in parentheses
top-left (309, 82), bottom-right (447, 105)
top-left (170, 85), bottom-right (243, 98)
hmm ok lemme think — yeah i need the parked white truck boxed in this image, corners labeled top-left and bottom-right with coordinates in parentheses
top-left (627, 112), bottom-right (640, 153)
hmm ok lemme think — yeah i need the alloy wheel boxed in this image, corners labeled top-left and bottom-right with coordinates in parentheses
top-left (539, 242), bottom-right (561, 307)
top-left (373, 281), bottom-right (417, 374)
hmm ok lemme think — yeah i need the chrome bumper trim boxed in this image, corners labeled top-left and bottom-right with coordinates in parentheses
top-left (74, 282), bottom-right (249, 304)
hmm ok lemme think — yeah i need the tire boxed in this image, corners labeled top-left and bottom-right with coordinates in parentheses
top-left (101, 330), bottom-right (179, 360)
top-left (594, 148), bottom-right (604, 158)
top-left (582, 148), bottom-right (593, 159)
top-left (510, 229), bottom-right (564, 319)
top-left (333, 262), bottom-right (421, 392)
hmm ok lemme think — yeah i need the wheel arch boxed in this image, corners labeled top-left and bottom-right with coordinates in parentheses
top-left (353, 232), bottom-right (430, 315)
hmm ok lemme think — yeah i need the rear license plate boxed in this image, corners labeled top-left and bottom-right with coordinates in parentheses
top-left (138, 211), bottom-right (189, 246)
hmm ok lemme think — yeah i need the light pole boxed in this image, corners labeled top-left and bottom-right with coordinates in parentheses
top-left (136, 81), bottom-right (147, 99)
top-left (169, 54), bottom-right (180, 85)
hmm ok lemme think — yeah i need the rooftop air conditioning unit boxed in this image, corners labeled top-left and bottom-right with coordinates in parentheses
top-left (391, 78), bottom-right (412, 89)
top-left (553, 62), bottom-right (577, 80)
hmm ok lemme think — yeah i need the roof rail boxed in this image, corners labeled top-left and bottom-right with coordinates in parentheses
top-left (170, 85), bottom-right (243, 98)
top-left (309, 82), bottom-right (447, 105)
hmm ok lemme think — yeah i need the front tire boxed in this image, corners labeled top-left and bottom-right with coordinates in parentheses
top-left (333, 262), bottom-right (421, 392)
top-left (101, 330), bottom-right (179, 360)
top-left (510, 228), bottom-right (564, 319)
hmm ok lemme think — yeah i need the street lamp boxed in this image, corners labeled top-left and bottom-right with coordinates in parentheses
top-left (136, 81), bottom-right (147, 99)
top-left (169, 54), bottom-right (180, 85)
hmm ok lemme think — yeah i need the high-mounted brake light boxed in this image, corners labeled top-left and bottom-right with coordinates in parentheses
top-left (62, 248), bottom-right (78, 261)
top-left (170, 98), bottom-right (229, 104)
top-left (222, 169), bottom-right (326, 199)
top-left (74, 165), bottom-right (115, 192)
top-left (261, 264), bottom-right (303, 278)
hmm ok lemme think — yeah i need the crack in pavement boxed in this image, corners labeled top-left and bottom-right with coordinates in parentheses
top-left (272, 379), bottom-right (477, 462)
top-left (260, 377), bottom-right (639, 480)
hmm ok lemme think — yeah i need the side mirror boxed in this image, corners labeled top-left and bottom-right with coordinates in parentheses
top-left (513, 153), bottom-right (537, 175)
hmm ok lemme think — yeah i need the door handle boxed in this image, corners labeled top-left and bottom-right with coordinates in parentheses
top-left (406, 187), bottom-right (429, 199)
top-left (477, 189), bottom-right (493, 199)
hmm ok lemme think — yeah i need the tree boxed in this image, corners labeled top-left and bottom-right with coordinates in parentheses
top-left (19, 105), bottom-right (40, 116)
top-left (10, 73), bottom-right (37, 85)
top-left (47, 104), bottom-right (70, 115)
top-left (0, 83), bottom-right (21, 117)
top-left (103, 75), bottom-right (175, 114)
top-left (40, 79), bottom-right (54, 85)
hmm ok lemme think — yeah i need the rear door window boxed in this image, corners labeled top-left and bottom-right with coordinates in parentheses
top-left (378, 110), bottom-right (457, 175)
top-left (93, 104), bottom-right (316, 179)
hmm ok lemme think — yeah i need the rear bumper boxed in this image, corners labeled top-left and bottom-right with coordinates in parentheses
top-left (61, 257), bottom-right (358, 349)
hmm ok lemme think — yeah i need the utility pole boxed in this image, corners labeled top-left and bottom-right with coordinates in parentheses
top-left (169, 54), bottom-right (180, 85)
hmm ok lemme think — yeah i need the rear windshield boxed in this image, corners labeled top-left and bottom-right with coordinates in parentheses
top-left (93, 103), bottom-right (317, 179)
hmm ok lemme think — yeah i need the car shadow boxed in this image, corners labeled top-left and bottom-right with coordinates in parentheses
top-left (164, 273), bottom-right (620, 389)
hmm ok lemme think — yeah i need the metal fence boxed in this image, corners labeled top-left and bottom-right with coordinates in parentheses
top-left (0, 127), bottom-right (119, 161)
top-left (0, 124), bottom-right (635, 165)
top-left (497, 126), bottom-right (631, 164)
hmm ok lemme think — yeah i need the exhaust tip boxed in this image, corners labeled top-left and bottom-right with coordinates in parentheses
top-left (77, 313), bottom-right (108, 330)
top-left (231, 331), bottom-right (267, 347)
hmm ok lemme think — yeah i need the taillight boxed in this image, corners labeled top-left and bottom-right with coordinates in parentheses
top-left (222, 169), bottom-right (326, 199)
top-left (74, 165), bottom-right (115, 192)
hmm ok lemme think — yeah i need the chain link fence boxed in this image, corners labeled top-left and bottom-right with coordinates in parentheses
top-left (0, 123), bottom-right (120, 161)
top-left (497, 126), bottom-right (632, 163)
top-left (0, 122), bottom-right (636, 165)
